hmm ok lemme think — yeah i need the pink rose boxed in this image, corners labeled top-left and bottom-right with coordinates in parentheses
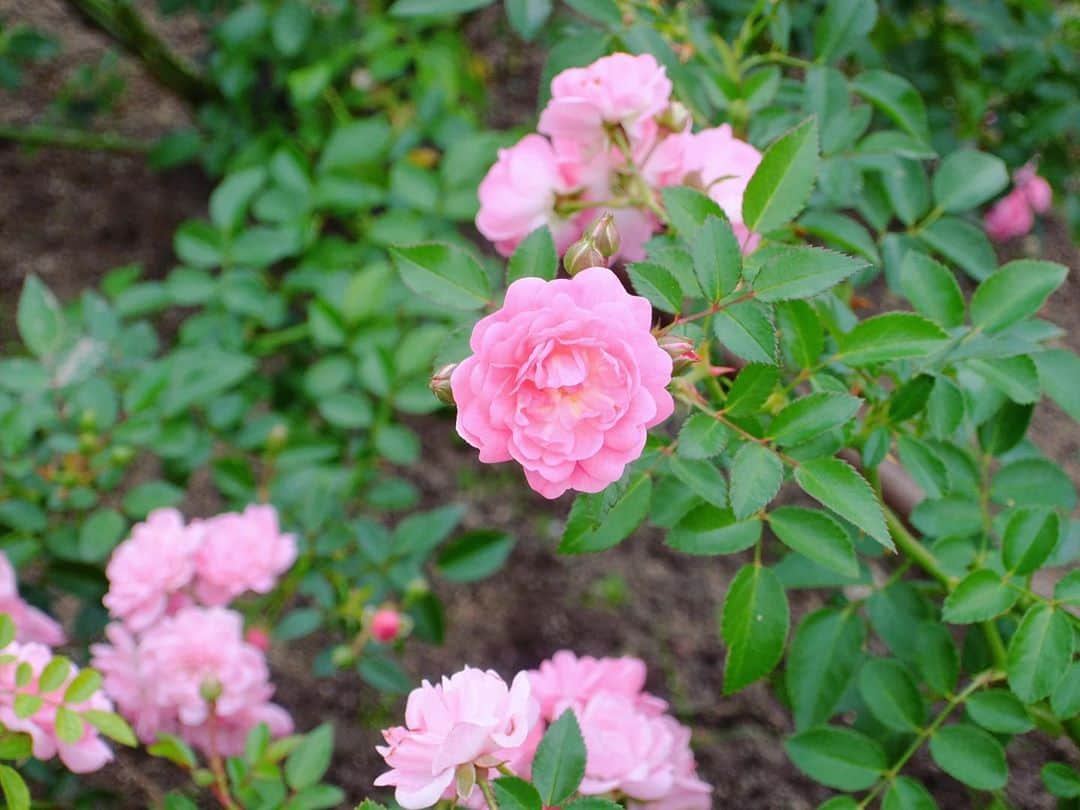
top-left (0, 552), bottom-right (65, 646)
top-left (370, 608), bottom-right (403, 643)
top-left (539, 53), bottom-right (673, 156)
top-left (1015, 164), bottom-right (1052, 214)
top-left (0, 641), bottom-right (115, 773)
top-left (91, 623), bottom-right (173, 744)
top-left (476, 134), bottom-right (584, 257)
top-left (681, 125), bottom-right (763, 253)
top-left (192, 504), bottom-right (297, 607)
top-left (374, 667), bottom-right (538, 809)
top-left (451, 267), bottom-right (674, 499)
top-left (528, 650), bottom-right (666, 721)
top-left (627, 716), bottom-right (712, 810)
top-left (984, 188), bottom-right (1034, 242)
top-left (103, 508), bottom-right (202, 632)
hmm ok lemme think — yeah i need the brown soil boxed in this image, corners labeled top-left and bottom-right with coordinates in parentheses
top-left (1, 3), bottom-right (1079, 809)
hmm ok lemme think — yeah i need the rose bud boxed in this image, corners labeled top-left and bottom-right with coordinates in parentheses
top-left (563, 237), bottom-right (606, 276)
top-left (658, 334), bottom-right (701, 374)
top-left (245, 626), bottom-right (271, 652)
top-left (430, 364), bottom-right (457, 405)
top-left (370, 608), bottom-right (404, 643)
top-left (585, 212), bottom-right (621, 259)
top-left (656, 101), bottom-right (692, 133)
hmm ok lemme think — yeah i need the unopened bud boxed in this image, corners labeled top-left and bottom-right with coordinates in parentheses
top-left (430, 364), bottom-right (457, 406)
top-left (585, 213), bottom-right (620, 258)
top-left (245, 626), bottom-right (271, 652)
top-left (369, 607), bottom-right (404, 643)
top-left (658, 334), bottom-right (701, 373)
top-left (267, 422), bottom-right (288, 451)
top-left (199, 677), bottom-right (223, 703)
top-left (405, 577), bottom-right (430, 600)
top-left (331, 644), bottom-right (356, 669)
top-left (657, 101), bottom-right (692, 133)
top-left (563, 238), bottom-right (605, 276)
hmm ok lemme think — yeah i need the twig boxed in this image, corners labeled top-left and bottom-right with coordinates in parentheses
top-left (0, 123), bottom-right (150, 154)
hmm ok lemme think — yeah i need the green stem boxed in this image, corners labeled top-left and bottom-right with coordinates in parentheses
top-left (883, 507), bottom-right (954, 588)
top-left (477, 776), bottom-right (499, 810)
top-left (63, 0), bottom-right (216, 104)
top-left (0, 123), bottom-right (149, 154)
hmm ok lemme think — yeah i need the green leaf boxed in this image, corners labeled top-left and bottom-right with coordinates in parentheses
top-left (691, 215), bottom-right (741, 301)
top-left (661, 187), bottom-right (725, 237)
top-left (148, 734), bottom-right (197, 767)
top-left (730, 444), bottom-right (784, 519)
top-left (713, 300), bottom-right (777, 364)
top-left (285, 724), bottom-right (334, 790)
top-left (1002, 508), bottom-right (1059, 576)
top-left (777, 300), bottom-right (824, 368)
top-left (851, 70), bottom-right (929, 142)
top-left (927, 376), bottom-right (966, 438)
top-left (676, 413), bottom-right (732, 459)
top-left (794, 458), bottom-right (891, 549)
top-left (991, 458), bottom-right (1076, 510)
top-left (1034, 349), bottom-right (1080, 423)
top-left (122, 481), bottom-right (184, 519)
top-left (785, 726), bottom-right (886, 791)
top-left (506, 0), bottom-right (552, 39)
top-left (209, 167), bottom-right (266, 233)
top-left (563, 801), bottom-right (623, 810)
top-left (797, 211), bottom-right (880, 264)
top-left (0, 765), bottom-right (30, 810)
top-left (391, 243), bottom-right (490, 310)
top-left (507, 227), bottom-right (557, 283)
top-left (787, 607), bottom-right (866, 729)
top-left (1055, 570), bottom-right (1080, 607)
top-left (720, 564), bottom-right (789, 693)
top-left (64, 668), bottom-right (103, 704)
top-left (768, 392), bottom-right (861, 446)
top-left (895, 436), bottom-right (949, 500)
top-left (899, 251), bottom-right (965, 328)
top-left (564, 0), bottom-right (621, 25)
top-left (38, 656), bottom-right (70, 693)
top-left (0, 616), bottom-right (14, 649)
top-left (437, 530), bottom-right (514, 582)
top-left (1052, 660), bottom-right (1080, 718)
top-left (55, 706), bottom-right (84, 743)
top-left (752, 246), bottom-right (866, 302)
top-left (928, 724), bottom-right (1007, 790)
top-left (83, 709), bottom-right (137, 746)
top-left (13, 694), bottom-right (42, 718)
top-left (966, 689), bottom-right (1034, 734)
top-left (970, 260), bottom-right (1068, 334)
top-left (319, 119), bottom-right (392, 171)
top-left (932, 150), bottom-right (1009, 213)
top-left (271, 0), bottom-right (313, 55)
top-left (814, 0), bottom-right (878, 62)
top-left (1043, 763), bottom-right (1080, 798)
top-left (17, 275), bottom-right (65, 359)
top-left (390, 0), bottom-right (495, 14)
top-left (743, 117), bottom-right (820, 233)
top-left (858, 658), bottom-right (925, 731)
top-left (532, 710), bottom-right (587, 806)
top-left (79, 508), bottom-right (126, 563)
top-left (669, 457), bottom-right (728, 508)
top-left (916, 623), bottom-right (959, 695)
top-left (493, 777), bottom-right (543, 810)
top-left (1007, 604), bottom-right (1073, 703)
top-left (724, 363), bottom-right (780, 416)
top-left (628, 261), bottom-right (683, 312)
top-left (357, 654), bottom-right (412, 694)
top-left (917, 216), bottom-right (996, 281)
top-left (883, 776), bottom-right (938, 810)
top-left (769, 507), bottom-right (858, 578)
top-left (942, 570), bottom-right (1020, 624)
top-left (0, 732), bottom-right (31, 760)
top-left (667, 505), bottom-right (761, 555)
top-left (837, 312), bottom-right (948, 367)
top-left (559, 473), bottom-right (652, 554)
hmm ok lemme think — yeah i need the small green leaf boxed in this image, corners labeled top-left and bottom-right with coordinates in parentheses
top-left (83, 709), bottom-right (137, 747)
top-left (851, 70), bottom-right (929, 142)
top-left (55, 706), bottom-right (85, 743)
top-left (769, 507), bottom-right (858, 578)
top-left (531, 710), bottom-right (587, 806)
top-left (676, 413), bottom-right (732, 459)
top-left (966, 689), bottom-right (1034, 734)
top-left (814, 0), bottom-right (878, 62)
top-left (767, 392), bottom-right (861, 446)
top-left (507, 227), bottom-right (557, 283)
top-left (493, 776), bottom-right (543, 810)
top-left (1042, 763), bottom-right (1080, 798)
top-left (505, 0), bottom-right (552, 40)
top-left (628, 261), bottom-right (683, 312)
top-left (391, 243), bottom-right (491, 310)
top-left (730, 443), bottom-right (784, 519)
top-left (667, 505), bottom-right (761, 555)
top-left (883, 776), bottom-right (938, 810)
top-left (752, 246), bottom-right (866, 302)
top-left (942, 570), bottom-right (1020, 624)
top-left (285, 724), bottom-right (335, 790)
top-left (724, 363), bottom-right (780, 416)
top-left (932, 150), bottom-right (1009, 213)
top-left (721, 564), bottom-right (789, 693)
top-left (785, 726), bottom-right (886, 791)
top-left (787, 607), bottom-right (866, 729)
top-left (559, 473), bottom-right (652, 554)
top-left (0, 765), bottom-right (30, 810)
top-left (836, 313), bottom-right (948, 367)
top-left (64, 668), bottom-right (103, 704)
top-left (928, 724), bottom-right (1007, 790)
top-left (971, 260), bottom-right (1069, 334)
top-left (899, 251), bottom-right (965, 328)
top-left (743, 117), bottom-right (821, 233)
top-left (691, 215), bottom-right (741, 301)
top-left (713, 300), bottom-right (777, 364)
top-left (38, 656), bottom-right (71, 693)
top-left (1002, 508), bottom-right (1060, 576)
top-left (857, 658), bottom-right (925, 731)
top-left (436, 530), bottom-right (514, 582)
top-left (17, 275), bottom-right (65, 359)
top-left (794, 458), bottom-right (891, 549)
top-left (390, 0), bottom-right (495, 14)
top-left (1007, 604), bottom-right (1073, 703)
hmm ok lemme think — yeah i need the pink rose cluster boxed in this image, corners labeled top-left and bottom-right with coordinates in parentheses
top-left (476, 52), bottom-right (763, 261)
top-left (375, 651), bottom-right (711, 810)
top-left (91, 506), bottom-right (296, 756)
top-left (451, 267), bottom-right (674, 498)
top-left (984, 162), bottom-right (1053, 242)
top-left (0, 553), bottom-right (115, 773)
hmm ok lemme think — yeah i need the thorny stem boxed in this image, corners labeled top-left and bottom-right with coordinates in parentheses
top-left (659, 291), bottom-right (757, 333)
top-left (207, 709), bottom-right (240, 810)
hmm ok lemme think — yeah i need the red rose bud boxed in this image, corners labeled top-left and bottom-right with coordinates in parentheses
top-left (430, 364), bottom-right (457, 405)
top-left (658, 335), bottom-right (701, 373)
top-left (585, 212), bottom-right (621, 258)
top-left (370, 608), bottom-right (404, 643)
top-left (245, 627), bottom-right (271, 652)
top-left (563, 237), bottom-right (606, 277)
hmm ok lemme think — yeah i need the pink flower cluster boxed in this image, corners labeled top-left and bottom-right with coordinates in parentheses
top-left (984, 162), bottom-right (1053, 242)
top-left (0, 551), bottom-right (65, 646)
top-left (92, 506), bottom-right (296, 756)
top-left (0, 641), bottom-right (115, 773)
top-left (375, 651), bottom-right (710, 809)
top-left (451, 267), bottom-right (674, 498)
top-left (476, 52), bottom-right (762, 261)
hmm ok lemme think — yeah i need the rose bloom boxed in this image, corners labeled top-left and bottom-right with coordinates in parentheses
top-left (136, 607), bottom-right (291, 756)
top-left (682, 125), bottom-right (763, 253)
top-left (91, 622), bottom-right (173, 744)
top-left (375, 667), bottom-right (537, 809)
top-left (0, 641), bottom-right (114, 773)
top-left (451, 267), bottom-right (674, 499)
top-left (192, 504), bottom-right (297, 607)
top-left (476, 133), bottom-right (584, 257)
top-left (984, 187), bottom-right (1035, 242)
top-left (0, 551), bottom-right (65, 646)
top-left (627, 716), bottom-right (712, 810)
top-left (528, 650), bottom-right (666, 721)
top-left (1015, 163), bottom-right (1052, 213)
top-left (539, 53), bottom-right (673, 155)
top-left (103, 508), bottom-right (202, 632)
